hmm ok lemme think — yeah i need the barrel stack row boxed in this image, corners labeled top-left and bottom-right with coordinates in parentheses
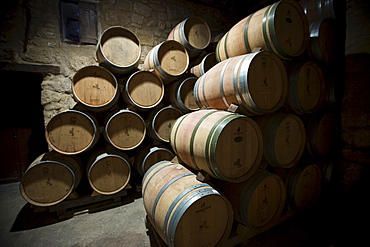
top-left (144, 0), bottom-right (342, 246)
top-left (18, 0), bottom-right (341, 246)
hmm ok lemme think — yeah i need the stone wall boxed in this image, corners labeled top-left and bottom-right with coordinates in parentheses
top-left (0, 0), bottom-right (236, 124)
top-left (339, 0), bottom-right (370, 196)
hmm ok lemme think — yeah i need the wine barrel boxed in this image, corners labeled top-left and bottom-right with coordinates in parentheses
top-left (142, 161), bottom-right (233, 247)
top-left (190, 52), bottom-right (218, 77)
top-left (146, 105), bottom-right (183, 142)
top-left (255, 113), bottom-right (306, 168)
top-left (143, 40), bottom-right (189, 83)
top-left (223, 169), bottom-right (286, 231)
top-left (134, 143), bottom-right (175, 176)
top-left (104, 109), bottom-right (146, 150)
top-left (170, 109), bottom-right (263, 182)
top-left (168, 17), bottom-right (211, 57)
top-left (20, 151), bottom-right (82, 206)
top-left (122, 70), bottom-right (164, 111)
top-left (216, 0), bottom-right (309, 61)
top-left (96, 26), bottom-right (141, 75)
top-left (299, 0), bottom-right (342, 23)
top-left (194, 51), bottom-right (288, 116)
top-left (87, 147), bottom-right (131, 195)
top-left (307, 18), bottom-right (338, 65)
top-left (286, 61), bottom-right (326, 114)
top-left (169, 77), bottom-right (200, 113)
top-left (72, 65), bottom-right (119, 112)
top-left (45, 110), bottom-right (99, 155)
top-left (305, 112), bottom-right (338, 158)
top-left (276, 162), bottom-right (322, 210)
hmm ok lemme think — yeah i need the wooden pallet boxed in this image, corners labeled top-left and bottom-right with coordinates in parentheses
top-left (31, 184), bottom-right (134, 219)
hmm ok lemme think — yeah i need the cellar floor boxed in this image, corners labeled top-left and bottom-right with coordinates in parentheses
top-left (0, 181), bottom-right (365, 247)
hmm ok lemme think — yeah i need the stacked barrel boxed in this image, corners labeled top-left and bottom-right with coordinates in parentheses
top-left (19, 0), bottom-right (343, 245)
top-left (158, 0), bottom-right (341, 245)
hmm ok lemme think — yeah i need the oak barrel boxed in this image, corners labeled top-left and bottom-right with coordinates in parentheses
top-left (146, 105), bottom-right (183, 142)
top-left (104, 109), bottom-right (146, 150)
top-left (190, 52), bottom-right (218, 77)
top-left (96, 26), bottom-right (141, 75)
top-left (286, 61), bottom-right (326, 114)
top-left (305, 112), bottom-right (338, 158)
top-left (255, 113), bottom-right (306, 168)
top-left (122, 70), bottom-right (164, 111)
top-left (45, 110), bottom-right (99, 155)
top-left (169, 77), bottom-right (199, 113)
top-left (142, 161), bottom-right (233, 247)
top-left (299, 0), bottom-right (342, 23)
top-left (223, 169), bottom-right (286, 231)
top-left (194, 51), bottom-right (287, 116)
top-left (216, 0), bottom-right (309, 61)
top-left (134, 143), bottom-right (175, 176)
top-left (170, 109), bottom-right (263, 182)
top-left (20, 151), bottom-right (82, 206)
top-left (168, 17), bottom-right (211, 57)
top-left (143, 40), bottom-right (189, 83)
top-left (278, 162), bottom-right (322, 210)
top-left (307, 18), bottom-right (338, 65)
top-left (72, 65), bottom-right (119, 112)
top-left (87, 147), bottom-right (131, 195)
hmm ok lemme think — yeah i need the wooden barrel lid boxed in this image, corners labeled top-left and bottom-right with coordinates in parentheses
top-left (246, 174), bottom-right (286, 229)
top-left (98, 26), bottom-right (141, 67)
top-left (256, 113), bottom-right (306, 168)
top-left (307, 112), bottom-right (338, 157)
top-left (88, 153), bottom-right (131, 195)
top-left (170, 77), bottom-right (199, 112)
top-left (157, 40), bottom-right (189, 77)
top-left (72, 65), bottom-right (118, 111)
top-left (210, 114), bottom-right (263, 181)
top-left (287, 61), bottom-right (325, 114)
top-left (308, 18), bottom-right (337, 64)
top-left (270, 0), bottom-right (309, 57)
top-left (223, 169), bottom-right (286, 230)
top-left (148, 106), bottom-right (183, 142)
top-left (105, 110), bottom-right (146, 150)
top-left (124, 70), bottom-right (164, 110)
top-left (183, 17), bottom-right (211, 50)
top-left (45, 110), bottom-right (98, 155)
top-left (287, 163), bottom-right (322, 209)
top-left (136, 146), bottom-right (175, 175)
top-left (243, 51), bottom-right (287, 113)
top-left (20, 152), bottom-right (81, 206)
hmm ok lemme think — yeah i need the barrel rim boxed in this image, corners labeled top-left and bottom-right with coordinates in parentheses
top-left (287, 60), bottom-right (326, 114)
top-left (154, 40), bottom-right (190, 78)
top-left (181, 16), bottom-right (211, 50)
top-left (72, 65), bottom-right (119, 111)
top-left (123, 70), bottom-right (165, 110)
top-left (141, 147), bottom-right (175, 175)
top-left (238, 51), bottom-right (288, 115)
top-left (45, 109), bottom-right (99, 155)
top-left (238, 169), bottom-right (286, 229)
top-left (148, 105), bottom-right (183, 142)
top-left (20, 160), bottom-right (77, 206)
top-left (104, 109), bottom-right (146, 150)
top-left (87, 153), bottom-right (131, 195)
top-left (286, 162), bottom-right (322, 210)
top-left (170, 76), bottom-right (199, 113)
top-left (96, 26), bottom-right (141, 72)
top-left (261, 113), bottom-right (306, 168)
